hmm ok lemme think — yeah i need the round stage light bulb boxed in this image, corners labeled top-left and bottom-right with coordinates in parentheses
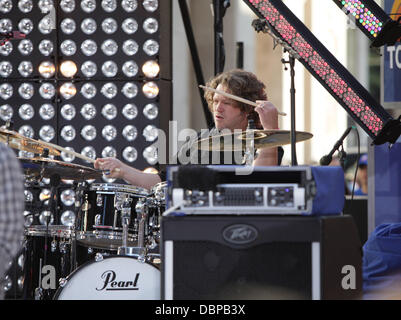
top-left (38, 61), bottom-right (55, 78)
top-left (102, 125), bottom-right (117, 141)
top-left (143, 145), bottom-right (158, 165)
top-left (19, 104), bottom-right (34, 120)
top-left (143, 39), bottom-right (159, 56)
top-left (38, 39), bottom-right (54, 56)
top-left (122, 82), bottom-right (138, 98)
top-left (143, 124), bottom-right (158, 142)
top-left (122, 146), bottom-right (137, 163)
top-left (122, 103), bottom-right (138, 120)
top-left (39, 103), bottom-right (56, 120)
top-left (81, 125), bottom-right (97, 141)
top-left (142, 60), bottom-right (159, 78)
top-left (60, 189), bottom-right (75, 206)
top-left (81, 146), bottom-right (96, 162)
top-left (0, 61), bottom-right (12, 77)
top-left (61, 210), bottom-right (75, 227)
top-left (81, 61), bottom-right (97, 77)
top-left (24, 211), bottom-right (33, 227)
top-left (18, 83), bottom-right (34, 99)
top-left (61, 146), bottom-right (75, 162)
top-left (39, 83), bottom-right (55, 99)
top-left (18, 0), bottom-right (33, 13)
top-left (0, 83), bottom-right (13, 100)
top-left (122, 125), bottom-right (137, 142)
top-left (39, 189), bottom-right (51, 202)
top-left (18, 125), bottom-right (34, 138)
top-left (81, 83), bottom-right (97, 99)
top-left (101, 103), bottom-right (117, 120)
top-left (143, 17), bottom-right (158, 34)
top-left (39, 103), bottom-right (55, 120)
top-left (24, 190), bottom-right (33, 202)
top-left (0, 104), bottom-right (12, 121)
top-left (80, 103), bottom-right (97, 120)
top-left (60, 82), bottom-right (77, 99)
top-left (102, 146), bottom-right (117, 158)
top-left (143, 167), bottom-right (159, 174)
top-left (60, 104), bottom-right (76, 120)
top-left (0, 41), bottom-right (13, 56)
top-left (101, 82), bottom-right (117, 99)
top-left (142, 81), bottom-right (159, 98)
top-left (143, 103), bottom-right (158, 120)
top-left (61, 125), bottom-right (76, 142)
top-left (60, 60), bottom-right (77, 77)
top-left (39, 210), bottom-right (54, 225)
top-left (39, 125), bottom-right (55, 142)
top-left (122, 39), bottom-right (138, 56)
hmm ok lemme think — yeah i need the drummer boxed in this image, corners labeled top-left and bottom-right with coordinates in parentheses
top-left (94, 69), bottom-right (283, 190)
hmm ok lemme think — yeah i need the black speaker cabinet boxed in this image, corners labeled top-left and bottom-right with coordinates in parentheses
top-left (161, 215), bottom-right (362, 300)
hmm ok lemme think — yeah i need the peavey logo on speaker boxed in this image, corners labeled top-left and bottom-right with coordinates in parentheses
top-left (96, 270), bottom-right (140, 291)
top-left (223, 224), bottom-right (258, 245)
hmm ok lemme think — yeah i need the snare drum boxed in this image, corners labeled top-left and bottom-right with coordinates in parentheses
top-left (54, 255), bottom-right (160, 300)
top-left (23, 225), bottom-right (73, 300)
top-left (76, 183), bottom-right (149, 249)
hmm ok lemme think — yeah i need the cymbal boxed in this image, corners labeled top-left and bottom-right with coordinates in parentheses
top-left (194, 129), bottom-right (313, 151)
top-left (0, 127), bottom-right (60, 156)
top-left (18, 157), bottom-right (102, 180)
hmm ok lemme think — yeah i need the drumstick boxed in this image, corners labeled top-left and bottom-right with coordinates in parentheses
top-left (38, 140), bottom-right (120, 174)
top-left (38, 139), bottom-right (95, 163)
top-left (199, 85), bottom-right (287, 116)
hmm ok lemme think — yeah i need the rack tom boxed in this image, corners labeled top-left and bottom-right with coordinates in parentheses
top-left (76, 183), bottom-right (150, 249)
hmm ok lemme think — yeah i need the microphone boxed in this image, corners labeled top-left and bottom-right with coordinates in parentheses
top-left (320, 126), bottom-right (352, 166)
top-left (0, 31), bottom-right (26, 41)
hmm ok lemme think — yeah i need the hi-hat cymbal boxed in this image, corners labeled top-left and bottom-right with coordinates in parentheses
top-left (194, 129), bottom-right (313, 151)
top-left (18, 157), bottom-right (102, 180)
top-left (0, 127), bottom-right (60, 156)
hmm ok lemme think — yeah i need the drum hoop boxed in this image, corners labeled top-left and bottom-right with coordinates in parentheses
top-left (76, 230), bottom-right (137, 241)
top-left (150, 181), bottom-right (167, 193)
top-left (52, 255), bottom-right (160, 300)
top-left (25, 225), bottom-right (73, 237)
top-left (90, 183), bottom-right (149, 196)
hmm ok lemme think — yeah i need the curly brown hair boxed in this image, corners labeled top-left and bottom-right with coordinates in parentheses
top-left (204, 69), bottom-right (267, 129)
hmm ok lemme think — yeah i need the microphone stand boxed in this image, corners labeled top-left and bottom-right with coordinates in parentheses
top-left (282, 53), bottom-right (298, 166)
top-left (252, 19), bottom-right (301, 166)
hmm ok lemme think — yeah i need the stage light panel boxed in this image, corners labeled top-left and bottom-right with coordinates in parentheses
top-left (0, 0), bottom-right (172, 180)
top-left (243, 0), bottom-right (401, 145)
top-left (332, 0), bottom-right (389, 40)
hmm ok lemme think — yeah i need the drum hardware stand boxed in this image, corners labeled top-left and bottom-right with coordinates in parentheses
top-left (34, 259), bottom-right (43, 300)
top-left (71, 181), bottom-right (88, 271)
top-left (117, 197), bottom-right (147, 261)
top-left (243, 118), bottom-right (256, 165)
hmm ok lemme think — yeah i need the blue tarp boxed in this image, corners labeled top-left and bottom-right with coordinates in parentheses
top-left (363, 223), bottom-right (401, 299)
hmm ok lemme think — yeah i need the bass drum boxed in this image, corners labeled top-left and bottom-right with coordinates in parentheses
top-left (54, 256), bottom-right (160, 300)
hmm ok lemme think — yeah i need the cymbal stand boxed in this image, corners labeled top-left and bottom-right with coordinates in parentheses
top-left (243, 118), bottom-right (255, 165)
top-left (281, 53), bottom-right (298, 166)
top-left (252, 18), bottom-right (301, 166)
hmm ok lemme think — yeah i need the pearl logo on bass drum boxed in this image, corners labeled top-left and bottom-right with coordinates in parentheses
top-left (55, 256), bottom-right (161, 300)
top-left (223, 224), bottom-right (258, 245)
top-left (96, 270), bottom-right (140, 291)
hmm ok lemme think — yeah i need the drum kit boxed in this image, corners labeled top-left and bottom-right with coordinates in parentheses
top-left (1, 123), bottom-right (312, 300)
top-left (1, 126), bottom-right (166, 300)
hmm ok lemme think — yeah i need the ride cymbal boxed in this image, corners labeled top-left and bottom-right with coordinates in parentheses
top-left (0, 127), bottom-right (60, 156)
top-left (18, 157), bottom-right (102, 180)
top-left (194, 129), bottom-right (313, 151)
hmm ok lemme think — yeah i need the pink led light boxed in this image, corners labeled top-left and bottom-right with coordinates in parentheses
top-left (249, 0), bottom-right (384, 134)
